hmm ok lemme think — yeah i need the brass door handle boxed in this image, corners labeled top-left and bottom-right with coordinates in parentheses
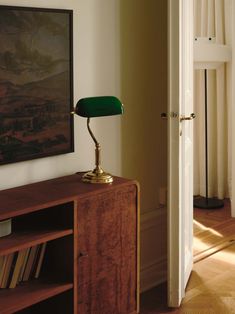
top-left (161, 113), bottom-right (168, 119)
top-left (161, 112), bottom-right (178, 119)
top-left (180, 113), bottom-right (196, 122)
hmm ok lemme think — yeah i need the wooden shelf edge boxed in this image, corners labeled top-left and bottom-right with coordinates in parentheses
top-left (0, 229), bottom-right (73, 256)
top-left (0, 175), bottom-right (137, 221)
top-left (0, 198), bottom-right (75, 221)
top-left (0, 280), bottom-right (73, 314)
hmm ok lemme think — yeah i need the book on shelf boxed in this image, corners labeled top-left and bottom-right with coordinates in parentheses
top-left (1, 253), bottom-right (15, 288)
top-left (6, 252), bottom-right (18, 288)
top-left (30, 245), bottom-right (41, 279)
top-left (9, 249), bottom-right (27, 289)
top-left (0, 255), bottom-right (5, 271)
top-left (18, 247), bottom-right (30, 283)
top-left (35, 243), bottom-right (47, 279)
top-left (22, 245), bottom-right (39, 282)
top-left (0, 255), bottom-right (7, 286)
top-left (0, 242), bottom-right (47, 289)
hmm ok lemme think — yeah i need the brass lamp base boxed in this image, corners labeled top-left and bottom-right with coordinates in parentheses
top-left (82, 169), bottom-right (113, 184)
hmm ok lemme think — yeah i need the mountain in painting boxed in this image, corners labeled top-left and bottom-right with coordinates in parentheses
top-left (0, 71), bottom-right (73, 164)
top-left (19, 71), bottom-right (71, 101)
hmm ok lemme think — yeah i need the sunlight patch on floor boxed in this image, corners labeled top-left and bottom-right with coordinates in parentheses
top-left (193, 219), bottom-right (224, 255)
top-left (193, 237), bottom-right (211, 251)
top-left (210, 244), bottom-right (235, 264)
top-left (194, 219), bottom-right (223, 237)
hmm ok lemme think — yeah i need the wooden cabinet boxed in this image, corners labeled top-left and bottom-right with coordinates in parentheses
top-left (0, 174), bottom-right (139, 314)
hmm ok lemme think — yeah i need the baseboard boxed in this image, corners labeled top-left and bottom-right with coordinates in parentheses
top-left (140, 257), bottom-right (167, 292)
top-left (140, 206), bottom-right (165, 230)
top-left (140, 207), bottom-right (167, 293)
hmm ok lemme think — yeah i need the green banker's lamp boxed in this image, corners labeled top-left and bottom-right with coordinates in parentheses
top-left (74, 96), bottom-right (124, 184)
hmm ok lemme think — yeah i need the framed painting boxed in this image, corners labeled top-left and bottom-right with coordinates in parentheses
top-left (0, 5), bottom-right (74, 165)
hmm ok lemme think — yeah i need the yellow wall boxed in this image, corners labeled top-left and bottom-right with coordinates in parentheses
top-left (120, 0), bottom-right (168, 290)
top-left (120, 0), bottom-right (168, 213)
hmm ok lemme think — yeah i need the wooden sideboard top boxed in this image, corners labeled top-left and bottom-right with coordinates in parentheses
top-left (0, 173), bottom-right (138, 220)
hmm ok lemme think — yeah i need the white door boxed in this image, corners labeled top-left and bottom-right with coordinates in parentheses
top-left (167, 0), bottom-right (194, 307)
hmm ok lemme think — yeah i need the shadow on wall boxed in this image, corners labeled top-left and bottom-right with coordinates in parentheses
top-left (120, 0), bottom-right (168, 214)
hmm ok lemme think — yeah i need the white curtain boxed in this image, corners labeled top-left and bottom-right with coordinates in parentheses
top-left (193, 0), bottom-right (231, 199)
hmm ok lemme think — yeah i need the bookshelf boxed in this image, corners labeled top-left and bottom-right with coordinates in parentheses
top-left (0, 173), bottom-right (139, 314)
top-left (0, 229), bottom-right (73, 257)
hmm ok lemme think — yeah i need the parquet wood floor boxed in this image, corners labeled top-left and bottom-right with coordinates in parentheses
top-left (140, 199), bottom-right (235, 314)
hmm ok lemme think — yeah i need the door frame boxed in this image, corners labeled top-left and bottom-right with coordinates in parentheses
top-left (231, 1), bottom-right (235, 218)
top-left (167, 0), bottom-right (182, 306)
top-left (167, 0), bottom-right (194, 307)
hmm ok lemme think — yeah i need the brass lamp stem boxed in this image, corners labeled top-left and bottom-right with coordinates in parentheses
top-left (87, 118), bottom-right (102, 174)
top-left (82, 117), bottom-right (113, 183)
top-left (95, 144), bottom-right (101, 172)
top-left (87, 118), bottom-right (98, 146)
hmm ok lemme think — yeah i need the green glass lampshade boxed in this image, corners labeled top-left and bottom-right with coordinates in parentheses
top-left (74, 96), bottom-right (124, 184)
top-left (75, 96), bottom-right (124, 118)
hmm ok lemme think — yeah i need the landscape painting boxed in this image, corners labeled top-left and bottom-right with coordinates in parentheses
top-left (0, 6), bottom-right (74, 165)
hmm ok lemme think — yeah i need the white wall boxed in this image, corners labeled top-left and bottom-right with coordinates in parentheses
top-left (0, 0), bottom-right (121, 190)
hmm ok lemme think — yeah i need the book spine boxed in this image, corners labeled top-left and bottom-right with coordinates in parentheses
top-left (35, 243), bottom-right (47, 279)
top-left (18, 247), bottom-right (30, 283)
top-left (6, 252), bottom-right (18, 288)
top-left (22, 246), bottom-right (38, 282)
top-left (9, 249), bottom-right (27, 289)
top-left (0, 256), bottom-right (8, 287)
top-left (29, 245), bottom-right (40, 279)
top-left (1, 253), bottom-right (15, 288)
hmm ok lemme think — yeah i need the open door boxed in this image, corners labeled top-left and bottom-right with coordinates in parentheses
top-left (167, 0), bottom-right (194, 307)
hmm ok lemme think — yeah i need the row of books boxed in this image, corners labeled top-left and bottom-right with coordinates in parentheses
top-left (0, 242), bottom-right (47, 289)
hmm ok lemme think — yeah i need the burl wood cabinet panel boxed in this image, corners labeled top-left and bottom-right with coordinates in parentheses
top-left (0, 174), bottom-right (138, 314)
top-left (77, 184), bottom-right (138, 314)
